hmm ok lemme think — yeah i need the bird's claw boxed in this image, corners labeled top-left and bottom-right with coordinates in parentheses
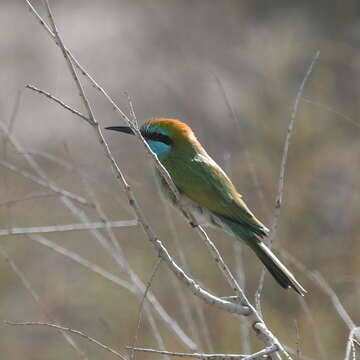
top-left (190, 221), bottom-right (198, 228)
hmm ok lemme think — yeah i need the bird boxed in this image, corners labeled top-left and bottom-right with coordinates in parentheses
top-left (106, 118), bottom-right (306, 295)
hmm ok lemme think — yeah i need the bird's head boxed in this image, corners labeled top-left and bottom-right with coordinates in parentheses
top-left (106, 118), bottom-right (200, 159)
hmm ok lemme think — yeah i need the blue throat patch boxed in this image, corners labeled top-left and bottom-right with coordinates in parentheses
top-left (147, 140), bottom-right (171, 158)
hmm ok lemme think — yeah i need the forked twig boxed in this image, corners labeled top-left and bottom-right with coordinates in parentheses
top-left (21, 1), bottom-right (196, 350)
top-left (5, 321), bottom-right (127, 360)
top-left (26, 84), bottom-right (90, 123)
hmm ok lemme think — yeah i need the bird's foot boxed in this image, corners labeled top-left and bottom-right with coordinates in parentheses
top-left (190, 221), bottom-right (198, 228)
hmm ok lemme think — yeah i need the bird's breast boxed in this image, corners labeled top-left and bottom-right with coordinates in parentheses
top-left (155, 168), bottom-right (222, 228)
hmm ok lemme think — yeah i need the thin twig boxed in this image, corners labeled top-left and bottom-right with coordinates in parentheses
top-left (28, 230), bottom-right (201, 357)
top-left (284, 346), bottom-right (313, 360)
top-left (26, 84), bottom-right (91, 123)
top-left (28, 227), bottom-right (196, 350)
top-left (127, 344), bottom-right (279, 359)
top-left (80, 173), bottom-right (169, 352)
top-left (0, 220), bottom-right (137, 236)
top-left (0, 248), bottom-right (88, 359)
top-left (8, 21), bottom-right (193, 352)
top-left (131, 258), bottom-right (163, 360)
top-left (255, 51), bottom-right (320, 311)
top-left (282, 251), bottom-right (360, 347)
top-left (5, 321), bottom-right (127, 360)
top-left (224, 152), bottom-right (251, 354)
top-left (298, 297), bottom-right (327, 360)
top-left (27, 233), bottom-right (137, 291)
top-left (194, 227), bottom-right (288, 360)
top-left (0, 159), bottom-right (92, 207)
top-left (3, 89), bottom-right (22, 151)
top-left (345, 328), bottom-right (360, 360)
top-left (284, 250), bottom-right (356, 332)
top-left (0, 82), bottom-right (91, 357)
top-left (213, 76), bottom-right (285, 358)
top-left (0, 191), bottom-right (59, 207)
top-left (234, 241), bottom-right (252, 353)
top-left (294, 320), bottom-right (300, 360)
top-left (302, 97), bottom-right (360, 130)
top-left (43, 0), bottom-right (96, 126)
top-left (310, 272), bottom-right (355, 330)
top-left (1, 88), bottom-right (88, 359)
top-left (156, 174), bottom-right (209, 350)
top-left (14, 149), bottom-right (135, 211)
top-left (22, 5), bottom-right (195, 346)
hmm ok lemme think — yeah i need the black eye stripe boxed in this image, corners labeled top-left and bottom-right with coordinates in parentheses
top-left (142, 131), bottom-right (173, 146)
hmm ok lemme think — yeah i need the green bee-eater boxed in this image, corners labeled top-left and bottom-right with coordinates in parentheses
top-left (106, 118), bottom-right (306, 295)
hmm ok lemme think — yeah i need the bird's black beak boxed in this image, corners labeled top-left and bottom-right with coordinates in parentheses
top-left (105, 126), bottom-right (135, 135)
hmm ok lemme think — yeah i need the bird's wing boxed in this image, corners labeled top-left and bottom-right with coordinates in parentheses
top-left (166, 153), bottom-right (269, 237)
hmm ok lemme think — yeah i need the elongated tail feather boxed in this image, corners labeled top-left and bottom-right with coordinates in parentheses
top-left (217, 215), bottom-right (306, 295)
top-left (250, 241), bottom-right (306, 296)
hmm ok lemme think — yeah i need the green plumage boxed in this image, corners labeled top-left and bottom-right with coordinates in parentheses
top-left (162, 149), bottom-right (268, 238)
top-left (106, 117), bottom-right (306, 295)
top-left (150, 118), bottom-right (305, 295)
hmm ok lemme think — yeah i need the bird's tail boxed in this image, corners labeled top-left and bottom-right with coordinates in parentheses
top-left (249, 240), bottom-right (306, 296)
top-left (217, 215), bottom-right (306, 295)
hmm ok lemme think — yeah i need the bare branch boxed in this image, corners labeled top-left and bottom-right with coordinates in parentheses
top-left (282, 251), bottom-right (360, 352)
top-left (284, 346), bottom-right (314, 360)
top-left (298, 297), bottom-right (327, 360)
top-left (4, 21), bottom-right (194, 353)
top-left (3, 90), bottom-right (22, 151)
top-left (344, 327), bottom-right (360, 360)
top-left (23, 1), bottom-right (301, 357)
top-left (131, 258), bottom-right (163, 360)
top-left (293, 320), bottom-right (300, 360)
top-left (27, 234), bottom-right (136, 292)
top-left (26, 84), bottom-right (91, 123)
top-left (156, 177), bottom-right (204, 349)
top-left (127, 345), bottom-right (279, 360)
top-left (12, 150), bottom-right (135, 207)
top-left (43, 0), bottom-right (96, 126)
top-left (310, 272), bottom-right (355, 331)
top-left (36, 0), bottom-right (251, 319)
top-left (255, 51), bottom-right (320, 310)
top-left (0, 159), bottom-right (92, 207)
top-left (0, 191), bottom-right (57, 207)
top-left (27, 230), bottom-right (196, 350)
top-left (0, 248), bottom-right (88, 359)
top-left (5, 321), bottom-right (127, 360)
top-left (302, 97), bottom-right (360, 130)
top-left (9, 13), bottom-right (195, 347)
top-left (79, 174), bottom-right (169, 353)
top-left (224, 152), bottom-right (251, 354)
top-left (0, 220), bottom-right (137, 236)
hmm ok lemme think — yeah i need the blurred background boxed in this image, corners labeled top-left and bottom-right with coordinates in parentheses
top-left (1, 0), bottom-right (360, 359)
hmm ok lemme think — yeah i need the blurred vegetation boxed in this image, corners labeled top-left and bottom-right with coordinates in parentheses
top-left (1, 0), bottom-right (360, 359)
